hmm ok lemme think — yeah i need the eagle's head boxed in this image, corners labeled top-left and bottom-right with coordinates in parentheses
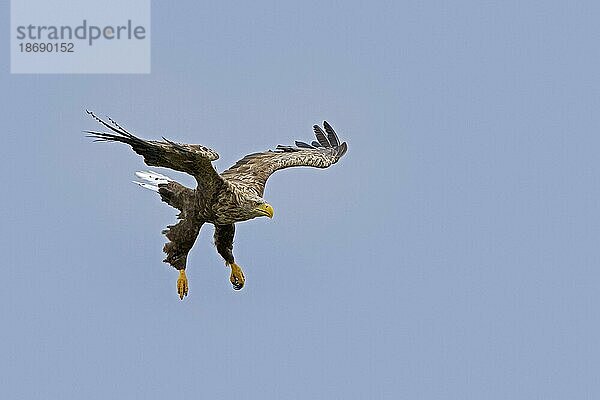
top-left (219, 186), bottom-right (274, 223)
top-left (237, 192), bottom-right (274, 220)
top-left (249, 199), bottom-right (274, 219)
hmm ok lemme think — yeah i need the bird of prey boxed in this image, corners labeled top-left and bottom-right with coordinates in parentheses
top-left (85, 110), bottom-right (347, 299)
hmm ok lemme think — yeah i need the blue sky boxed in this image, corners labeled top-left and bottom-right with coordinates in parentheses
top-left (1, 1), bottom-right (599, 399)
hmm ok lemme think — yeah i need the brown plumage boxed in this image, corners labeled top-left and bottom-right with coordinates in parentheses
top-left (85, 110), bottom-right (347, 299)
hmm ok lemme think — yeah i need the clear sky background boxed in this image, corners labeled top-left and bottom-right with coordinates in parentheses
top-left (1, 1), bottom-right (599, 399)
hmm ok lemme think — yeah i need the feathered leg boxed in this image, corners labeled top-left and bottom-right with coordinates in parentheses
top-left (135, 177), bottom-right (201, 300)
top-left (163, 217), bottom-right (202, 299)
top-left (214, 224), bottom-right (245, 290)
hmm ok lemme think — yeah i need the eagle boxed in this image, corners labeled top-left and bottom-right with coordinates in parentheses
top-left (85, 111), bottom-right (348, 299)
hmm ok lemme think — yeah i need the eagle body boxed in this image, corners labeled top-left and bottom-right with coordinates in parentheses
top-left (163, 180), bottom-right (259, 225)
top-left (86, 111), bottom-right (347, 299)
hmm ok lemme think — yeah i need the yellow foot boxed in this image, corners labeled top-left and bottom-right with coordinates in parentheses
top-left (177, 269), bottom-right (188, 300)
top-left (228, 262), bottom-right (245, 290)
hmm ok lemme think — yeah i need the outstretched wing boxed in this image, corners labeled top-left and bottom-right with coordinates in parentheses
top-left (85, 110), bottom-right (223, 191)
top-left (221, 121), bottom-right (347, 196)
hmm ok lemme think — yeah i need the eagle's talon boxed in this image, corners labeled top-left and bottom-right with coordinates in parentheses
top-left (177, 269), bottom-right (188, 300)
top-left (228, 262), bottom-right (245, 290)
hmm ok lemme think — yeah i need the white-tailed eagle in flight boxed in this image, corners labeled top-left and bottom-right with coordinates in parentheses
top-left (85, 111), bottom-right (347, 299)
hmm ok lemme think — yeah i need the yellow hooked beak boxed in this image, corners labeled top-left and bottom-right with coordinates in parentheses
top-left (254, 203), bottom-right (274, 218)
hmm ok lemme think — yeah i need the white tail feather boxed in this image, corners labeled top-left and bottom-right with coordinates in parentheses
top-left (132, 170), bottom-right (173, 192)
top-left (135, 170), bottom-right (172, 184)
top-left (132, 181), bottom-right (160, 192)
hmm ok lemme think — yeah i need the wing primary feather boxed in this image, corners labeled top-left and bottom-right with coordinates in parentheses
top-left (338, 142), bottom-right (348, 157)
top-left (106, 115), bottom-right (133, 136)
top-left (295, 141), bottom-right (314, 149)
top-left (313, 125), bottom-right (331, 147)
top-left (323, 121), bottom-right (340, 146)
top-left (276, 145), bottom-right (298, 152)
top-left (84, 130), bottom-right (127, 143)
top-left (86, 110), bottom-right (132, 138)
